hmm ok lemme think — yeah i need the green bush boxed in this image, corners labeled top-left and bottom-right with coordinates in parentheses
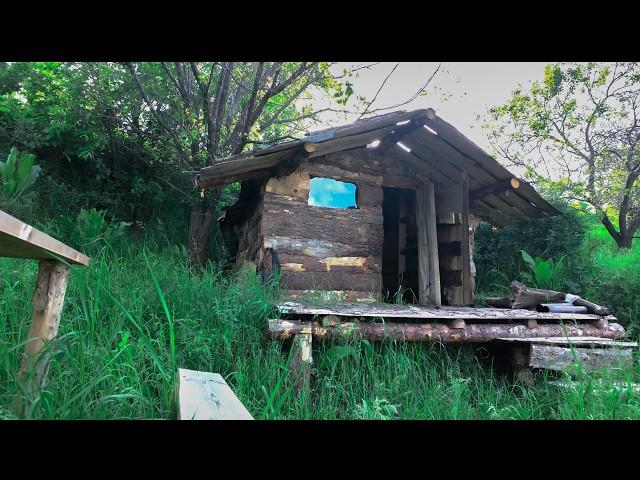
top-left (474, 199), bottom-right (586, 293)
top-left (0, 146), bottom-right (40, 212)
top-left (57, 208), bottom-right (130, 254)
top-left (520, 250), bottom-right (567, 291)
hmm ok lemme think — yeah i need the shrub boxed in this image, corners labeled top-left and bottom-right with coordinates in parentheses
top-left (520, 250), bottom-right (567, 291)
top-left (58, 208), bottom-right (130, 253)
top-left (0, 146), bottom-right (40, 212)
top-left (474, 199), bottom-right (586, 293)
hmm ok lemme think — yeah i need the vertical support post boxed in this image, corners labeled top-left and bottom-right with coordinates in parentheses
top-left (417, 187), bottom-right (430, 305)
top-left (291, 333), bottom-right (313, 393)
top-left (425, 182), bottom-right (441, 306)
top-left (14, 259), bottom-right (70, 413)
top-left (512, 345), bottom-right (534, 386)
top-left (461, 173), bottom-right (472, 306)
top-left (417, 182), bottom-right (441, 306)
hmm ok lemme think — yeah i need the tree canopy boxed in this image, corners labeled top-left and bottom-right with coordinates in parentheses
top-left (485, 62), bottom-right (640, 248)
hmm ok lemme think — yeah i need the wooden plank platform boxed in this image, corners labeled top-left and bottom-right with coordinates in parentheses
top-left (0, 209), bottom-right (89, 265)
top-left (177, 368), bottom-right (253, 420)
top-left (277, 301), bottom-right (614, 323)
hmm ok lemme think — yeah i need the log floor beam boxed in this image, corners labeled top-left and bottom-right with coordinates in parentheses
top-left (268, 319), bottom-right (625, 343)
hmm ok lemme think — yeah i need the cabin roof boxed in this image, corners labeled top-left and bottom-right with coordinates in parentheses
top-left (0, 209), bottom-right (90, 266)
top-left (196, 109), bottom-right (561, 226)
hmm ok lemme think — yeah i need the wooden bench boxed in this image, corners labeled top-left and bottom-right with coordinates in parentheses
top-left (1, 209), bottom-right (90, 415)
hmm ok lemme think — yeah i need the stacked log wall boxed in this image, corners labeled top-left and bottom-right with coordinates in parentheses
top-left (260, 148), bottom-right (418, 300)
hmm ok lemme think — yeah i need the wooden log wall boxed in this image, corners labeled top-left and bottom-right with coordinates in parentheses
top-left (260, 148), bottom-right (419, 299)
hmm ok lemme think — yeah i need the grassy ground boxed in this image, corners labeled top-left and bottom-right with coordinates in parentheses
top-left (1, 227), bottom-right (639, 420)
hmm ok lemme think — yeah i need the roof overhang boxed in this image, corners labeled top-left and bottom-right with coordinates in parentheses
top-left (195, 109), bottom-right (561, 226)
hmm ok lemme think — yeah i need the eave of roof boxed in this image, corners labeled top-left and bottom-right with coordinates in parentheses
top-left (195, 109), bottom-right (561, 226)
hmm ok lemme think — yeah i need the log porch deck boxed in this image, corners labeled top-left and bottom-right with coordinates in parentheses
top-left (277, 301), bottom-right (616, 323)
top-left (270, 301), bottom-right (626, 344)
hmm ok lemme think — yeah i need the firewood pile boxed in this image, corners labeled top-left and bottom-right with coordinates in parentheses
top-left (484, 281), bottom-right (611, 316)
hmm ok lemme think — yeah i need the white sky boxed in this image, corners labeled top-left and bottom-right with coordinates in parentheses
top-left (309, 62), bottom-right (550, 153)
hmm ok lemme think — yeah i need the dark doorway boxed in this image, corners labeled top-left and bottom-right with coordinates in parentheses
top-left (381, 187), bottom-right (418, 303)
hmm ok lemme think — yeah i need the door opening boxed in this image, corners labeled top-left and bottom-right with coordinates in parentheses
top-left (381, 187), bottom-right (418, 303)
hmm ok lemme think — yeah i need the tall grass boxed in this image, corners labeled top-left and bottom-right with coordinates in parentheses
top-left (1, 232), bottom-right (639, 419)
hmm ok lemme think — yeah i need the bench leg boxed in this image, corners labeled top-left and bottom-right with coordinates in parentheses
top-left (13, 259), bottom-right (70, 415)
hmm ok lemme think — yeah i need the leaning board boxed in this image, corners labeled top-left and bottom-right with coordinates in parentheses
top-left (177, 368), bottom-right (253, 420)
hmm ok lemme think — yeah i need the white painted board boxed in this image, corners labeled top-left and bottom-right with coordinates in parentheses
top-left (178, 368), bottom-right (254, 420)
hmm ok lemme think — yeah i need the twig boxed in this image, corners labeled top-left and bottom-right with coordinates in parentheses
top-left (358, 63), bottom-right (400, 120)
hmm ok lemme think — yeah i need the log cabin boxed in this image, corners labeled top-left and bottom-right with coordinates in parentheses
top-left (196, 108), bottom-right (561, 306)
top-left (195, 110), bottom-right (635, 373)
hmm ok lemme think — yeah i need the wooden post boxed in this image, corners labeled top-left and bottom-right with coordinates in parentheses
top-left (461, 173), bottom-right (472, 306)
top-left (14, 259), bottom-right (70, 414)
top-left (417, 182), bottom-right (441, 306)
top-left (512, 345), bottom-right (534, 386)
top-left (425, 182), bottom-right (441, 306)
top-left (291, 333), bottom-right (313, 393)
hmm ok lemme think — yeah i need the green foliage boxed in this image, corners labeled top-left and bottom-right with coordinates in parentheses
top-left (484, 62), bottom-right (640, 247)
top-left (0, 224), bottom-right (639, 419)
top-left (575, 223), bottom-right (640, 336)
top-left (0, 146), bottom-right (40, 208)
top-left (474, 198), bottom-right (586, 293)
top-left (58, 208), bottom-right (130, 253)
top-left (476, 212), bottom-right (640, 335)
top-left (520, 250), bottom-right (566, 290)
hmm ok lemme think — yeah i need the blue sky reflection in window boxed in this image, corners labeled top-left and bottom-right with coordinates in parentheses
top-left (308, 177), bottom-right (357, 208)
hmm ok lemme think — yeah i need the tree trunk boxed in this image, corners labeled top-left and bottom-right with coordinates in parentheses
top-left (602, 215), bottom-right (636, 249)
top-left (187, 188), bottom-right (221, 270)
top-left (616, 231), bottom-right (634, 249)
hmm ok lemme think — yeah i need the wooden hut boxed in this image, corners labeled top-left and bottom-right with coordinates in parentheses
top-left (198, 109), bottom-right (633, 375)
top-left (196, 108), bottom-right (560, 306)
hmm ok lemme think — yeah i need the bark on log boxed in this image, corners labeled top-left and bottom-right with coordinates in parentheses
top-left (529, 344), bottom-right (633, 372)
top-left (484, 296), bottom-right (513, 308)
top-left (267, 319), bottom-right (626, 343)
top-left (511, 282), bottom-right (612, 316)
top-left (511, 281), bottom-right (565, 309)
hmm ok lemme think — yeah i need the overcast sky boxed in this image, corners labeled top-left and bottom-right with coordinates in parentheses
top-left (310, 62), bottom-right (550, 153)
